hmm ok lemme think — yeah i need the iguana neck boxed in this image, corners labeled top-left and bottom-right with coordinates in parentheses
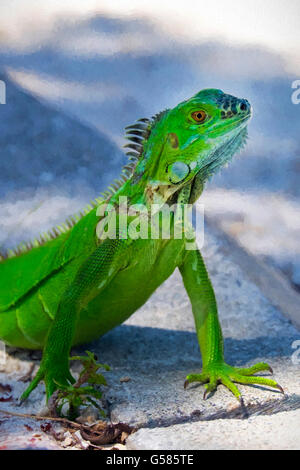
top-left (111, 162), bottom-right (204, 211)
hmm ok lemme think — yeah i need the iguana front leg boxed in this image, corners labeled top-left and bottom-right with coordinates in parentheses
top-left (21, 238), bottom-right (129, 402)
top-left (179, 247), bottom-right (283, 402)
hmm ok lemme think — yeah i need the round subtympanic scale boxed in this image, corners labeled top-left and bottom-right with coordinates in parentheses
top-left (168, 161), bottom-right (190, 183)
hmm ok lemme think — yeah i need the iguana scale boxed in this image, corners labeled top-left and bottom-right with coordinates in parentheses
top-left (0, 88), bottom-right (283, 404)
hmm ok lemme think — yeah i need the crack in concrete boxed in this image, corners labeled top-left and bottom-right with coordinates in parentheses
top-left (134, 394), bottom-right (300, 430)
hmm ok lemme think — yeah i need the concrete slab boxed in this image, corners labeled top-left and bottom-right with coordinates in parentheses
top-left (126, 409), bottom-right (300, 450)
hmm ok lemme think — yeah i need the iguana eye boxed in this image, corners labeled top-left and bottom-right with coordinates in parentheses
top-left (191, 110), bottom-right (207, 123)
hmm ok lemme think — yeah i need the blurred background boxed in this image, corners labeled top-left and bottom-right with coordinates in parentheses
top-left (0, 0), bottom-right (299, 291)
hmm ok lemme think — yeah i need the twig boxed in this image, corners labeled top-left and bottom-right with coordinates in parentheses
top-left (0, 407), bottom-right (83, 428)
top-left (0, 407), bottom-right (114, 436)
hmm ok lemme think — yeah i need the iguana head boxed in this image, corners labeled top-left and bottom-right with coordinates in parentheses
top-left (121, 88), bottom-right (251, 206)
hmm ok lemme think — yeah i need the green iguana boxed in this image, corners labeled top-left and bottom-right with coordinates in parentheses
top-left (0, 88), bottom-right (283, 406)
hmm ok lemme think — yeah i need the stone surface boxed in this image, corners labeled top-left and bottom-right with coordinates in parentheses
top-left (201, 189), bottom-right (300, 292)
top-left (126, 409), bottom-right (300, 450)
top-left (0, 416), bottom-right (63, 450)
top-left (0, 72), bottom-right (123, 199)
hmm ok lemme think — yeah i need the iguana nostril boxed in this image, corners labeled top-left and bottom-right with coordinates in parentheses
top-left (239, 100), bottom-right (249, 112)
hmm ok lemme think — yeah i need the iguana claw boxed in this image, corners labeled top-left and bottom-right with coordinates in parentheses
top-left (184, 361), bottom-right (283, 402)
top-left (20, 360), bottom-right (75, 403)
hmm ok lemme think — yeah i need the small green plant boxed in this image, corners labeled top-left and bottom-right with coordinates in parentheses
top-left (53, 351), bottom-right (110, 420)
